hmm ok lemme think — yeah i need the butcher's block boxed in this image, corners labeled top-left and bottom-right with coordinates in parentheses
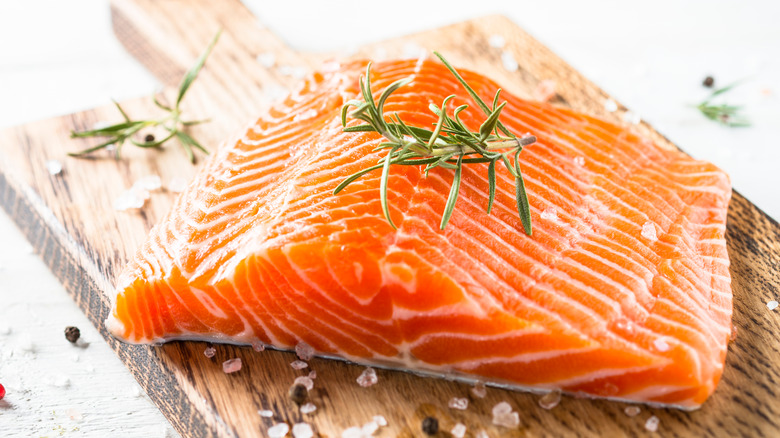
top-left (1, 0), bottom-right (778, 436)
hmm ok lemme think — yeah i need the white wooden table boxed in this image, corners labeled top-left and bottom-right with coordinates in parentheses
top-left (1, 1), bottom-right (778, 436)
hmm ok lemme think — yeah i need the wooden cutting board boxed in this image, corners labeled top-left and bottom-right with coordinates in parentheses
top-left (1, 0), bottom-right (778, 436)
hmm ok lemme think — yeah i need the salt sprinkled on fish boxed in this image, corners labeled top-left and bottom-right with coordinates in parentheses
top-left (268, 423), bottom-right (290, 438)
top-left (300, 403), bottom-right (317, 414)
top-left (653, 338), bottom-right (671, 352)
top-left (501, 51), bottom-right (518, 72)
top-left (278, 65), bottom-right (307, 79)
top-left (292, 423), bottom-right (314, 438)
top-left (624, 406), bottom-right (641, 417)
top-left (645, 415), bottom-right (660, 432)
top-left (357, 367), bottom-right (378, 387)
top-left (448, 397), bottom-right (469, 410)
top-left (291, 360), bottom-right (308, 370)
top-left (222, 358), bottom-right (242, 374)
top-left (538, 390), bottom-right (561, 410)
top-left (573, 156), bottom-right (585, 166)
top-left (167, 177), bottom-right (188, 193)
top-left (45, 160), bottom-right (62, 175)
top-left (489, 34), bottom-right (506, 49)
top-left (641, 222), bottom-right (658, 242)
top-left (295, 342), bottom-right (315, 360)
top-left (541, 207), bottom-right (559, 222)
top-left (451, 423), bottom-right (467, 438)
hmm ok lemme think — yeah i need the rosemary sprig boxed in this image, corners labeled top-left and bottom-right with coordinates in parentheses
top-left (696, 81), bottom-right (750, 127)
top-left (69, 31), bottom-right (222, 163)
top-left (335, 52), bottom-right (537, 235)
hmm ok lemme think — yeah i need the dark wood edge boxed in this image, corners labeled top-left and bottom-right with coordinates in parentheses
top-left (0, 168), bottom-right (233, 438)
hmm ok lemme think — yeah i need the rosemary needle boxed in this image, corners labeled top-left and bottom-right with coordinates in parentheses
top-left (336, 52), bottom-right (537, 235)
top-left (69, 30), bottom-right (222, 163)
top-left (696, 81), bottom-right (750, 127)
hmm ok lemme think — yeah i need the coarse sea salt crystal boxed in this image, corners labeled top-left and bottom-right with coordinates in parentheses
top-left (501, 51), bottom-right (518, 72)
top-left (291, 360), bottom-right (308, 370)
top-left (538, 390), bottom-right (561, 410)
top-left (357, 367), bottom-right (378, 387)
top-left (451, 423), bottom-right (467, 438)
top-left (294, 376), bottom-right (314, 391)
top-left (292, 423), bottom-right (314, 438)
top-left (361, 421), bottom-right (379, 436)
top-left (257, 52), bottom-right (276, 68)
top-left (641, 222), bottom-right (658, 242)
top-left (52, 375), bottom-right (71, 388)
top-left (541, 207), bottom-right (558, 222)
top-left (45, 160), bottom-right (62, 175)
top-left (653, 338), bottom-right (670, 352)
top-left (494, 411), bottom-right (520, 428)
top-left (492, 401), bottom-right (513, 416)
top-left (295, 342), bottom-right (315, 360)
top-left (448, 397), bottom-right (469, 410)
top-left (67, 408), bottom-right (84, 422)
top-left (204, 347), bottom-right (216, 358)
top-left (489, 34), bottom-right (506, 49)
top-left (573, 156), bottom-right (585, 166)
top-left (167, 177), bottom-right (187, 193)
top-left (293, 109), bottom-right (318, 122)
top-left (373, 415), bottom-right (387, 427)
top-left (623, 111), bottom-right (641, 125)
top-left (134, 175), bottom-right (162, 191)
top-left (624, 406), bottom-right (641, 417)
top-left (113, 188), bottom-right (147, 211)
top-left (268, 423), bottom-right (290, 438)
top-left (341, 426), bottom-right (362, 438)
top-left (300, 402), bottom-right (317, 414)
top-left (259, 409), bottom-right (274, 418)
top-left (645, 415), bottom-right (660, 432)
top-left (768, 300), bottom-right (779, 310)
top-left (222, 358), bottom-right (242, 374)
top-left (472, 381), bottom-right (487, 398)
top-left (604, 99), bottom-right (618, 112)
top-left (308, 370), bottom-right (317, 379)
top-left (475, 430), bottom-right (489, 438)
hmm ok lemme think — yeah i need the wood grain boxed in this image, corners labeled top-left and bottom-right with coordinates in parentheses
top-left (0, 0), bottom-right (778, 436)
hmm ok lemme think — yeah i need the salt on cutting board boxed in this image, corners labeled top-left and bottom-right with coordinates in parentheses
top-left (0, 0), bottom-right (778, 437)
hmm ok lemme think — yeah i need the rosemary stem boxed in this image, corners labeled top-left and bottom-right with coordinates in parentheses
top-left (427, 136), bottom-right (536, 157)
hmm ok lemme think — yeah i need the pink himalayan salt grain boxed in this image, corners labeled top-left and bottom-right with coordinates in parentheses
top-left (624, 406), bottom-right (641, 417)
top-left (471, 381), bottom-right (487, 398)
top-left (451, 423), bottom-right (467, 438)
top-left (308, 370), bottom-right (317, 379)
top-left (290, 360), bottom-right (308, 370)
top-left (538, 390), bottom-right (561, 410)
top-left (645, 415), bottom-right (660, 432)
top-left (204, 347), bottom-right (216, 358)
top-left (294, 376), bottom-right (314, 391)
top-left (252, 341), bottom-right (265, 352)
top-left (222, 358), bottom-right (242, 374)
top-left (448, 397), bottom-right (469, 410)
top-left (357, 367), bottom-right (378, 387)
top-left (295, 342), bottom-right (315, 361)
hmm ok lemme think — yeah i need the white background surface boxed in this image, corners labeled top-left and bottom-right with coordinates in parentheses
top-left (0, 1), bottom-right (778, 436)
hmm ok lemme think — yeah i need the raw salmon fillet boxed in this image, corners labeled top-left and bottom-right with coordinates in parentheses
top-left (107, 59), bottom-right (732, 409)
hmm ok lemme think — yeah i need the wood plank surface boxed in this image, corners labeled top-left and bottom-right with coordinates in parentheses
top-left (1, 0), bottom-right (778, 436)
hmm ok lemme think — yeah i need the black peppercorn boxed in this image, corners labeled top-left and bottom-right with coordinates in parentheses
top-left (144, 133), bottom-right (155, 143)
top-left (288, 383), bottom-right (308, 405)
top-left (64, 326), bottom-right (80, 344)
top-left (702, 76), bottom-right (715, 88)
top-left (421, 416), bottom-right (439, 435)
